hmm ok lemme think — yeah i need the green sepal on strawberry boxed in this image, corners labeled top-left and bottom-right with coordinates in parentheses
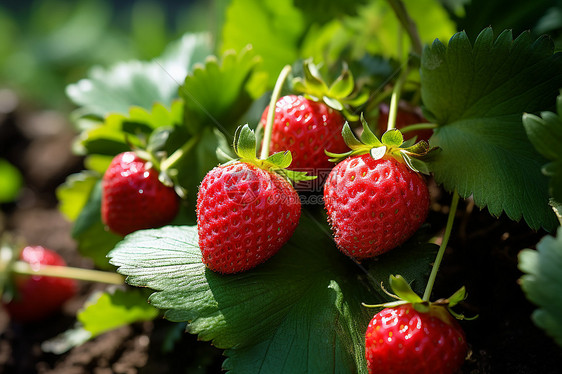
top-left (323, 118), bottom-right (439, 259)
top-left (260, 60), bottom-right (368, 173)
top-left (197, 125), bottom-right (314, 274)
top-left (292, 59), bottom-right (369, 121)
top-left (364, 275), bottom-right (470, 374)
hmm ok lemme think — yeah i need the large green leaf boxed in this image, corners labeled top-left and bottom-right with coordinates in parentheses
top-left (523, 92), bottom-right (562, 204)
top-left (179, 45), bottom-right (266, 137)
top-left (108, 212), bottom-right (437, 373)
top-left (519, 227), bottom-right (562, 348)
top-left (220, 0), bottom-right (305, 87)
top-left (75, 100), bottom-right (183, 156)
top-left (66, 32), bottom-right (212, 117)
top-left (421, 28), bottom-right (562, 231)
top-left (108, 217), bottom-right (370, 373)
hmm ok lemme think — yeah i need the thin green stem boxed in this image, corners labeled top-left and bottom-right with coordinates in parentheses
top-left (400, 123), bottom-right (437, 134)
top-left (386, 66), bottom-right (409, 132)
top-left (12, 261), bottom-right (125, 285)
top-left (260, 65), bottom-right (292, 160)
top-left (160, 133), bottom-right (201, 171)
top-left (386, 0), bottom-right (423, 56)
top-left (423, 190), bottom-right (459, 301)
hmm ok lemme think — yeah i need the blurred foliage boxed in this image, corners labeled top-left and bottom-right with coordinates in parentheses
top-left (0, 0), bottom-right (219, 110)
top-left (0, 158), bottom-right (22, 204)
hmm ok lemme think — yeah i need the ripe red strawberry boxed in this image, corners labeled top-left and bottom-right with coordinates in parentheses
top-left (365, 303), bottom-right (467, 373)
top-left (324, 153), bottom-right (429, 258)
top-left (3, 246), bottom-right (77, 323)
top-left (197, 161), bottom-right (301, 274)
top-left (261, 60), bottom-right (367, 175)
top-left (377, 101), bottom-right (433, 142)
top-left (324, 121), bottom-right (435, 259)
top-left (101, 151), bottom-right (179, 236)
top-left (261, 95), bottom-right (349, 171)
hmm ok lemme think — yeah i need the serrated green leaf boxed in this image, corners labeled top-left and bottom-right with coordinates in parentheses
top-left (78, 288), bottom-right (159, 338)
top-left (108, 211), bottom-right (437, 373)
top-left (108, 216), bottom-right (376, 373)
top-left (519, 227), bottom-right (562, 348)
top-left (523, 98), bottom-right (562, 203)
top-left (180, 46), bottom-right (266, 136)
top-left (66, 33), bottom-right (212, 117)
top-left (421, 28), bottom-right (562, 231)
top-left (78, 101), bottom-right (184, 157)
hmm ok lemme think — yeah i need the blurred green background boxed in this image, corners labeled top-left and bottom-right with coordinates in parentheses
top-left (0, 0), bottom-right (224, 110)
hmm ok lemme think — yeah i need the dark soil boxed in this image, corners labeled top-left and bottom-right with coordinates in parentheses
top-left (1, 100), bottom-right (562, 373)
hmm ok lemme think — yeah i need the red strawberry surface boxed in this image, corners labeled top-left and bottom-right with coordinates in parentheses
top-left (197, 161), bottom-right (301, 274)
top-left (377, 101), bottom-right (433, 142)
top-left (261, 95), bottom-right (349, 173)
top-left (3, 246), bottom-right (77, 323)
top-left (324, 154), bottom-right (429, 259)
top-left (365, 304), bottom-right (467, 374)
top-left (101, 152), bottom-right (179, 236)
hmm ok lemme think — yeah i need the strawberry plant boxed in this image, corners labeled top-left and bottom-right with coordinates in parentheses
top-left (8, 0), bottom-right (558, 372)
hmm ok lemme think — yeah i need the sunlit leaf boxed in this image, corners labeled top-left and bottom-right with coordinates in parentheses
top-left (66, 32), bottom-right (212, 117)
top-left (421, 28), bottom-right (562, 231)
top-left (78, 288), bottom-right (159, 337)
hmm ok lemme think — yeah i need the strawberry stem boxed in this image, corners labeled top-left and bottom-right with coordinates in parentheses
top-left (260, 65), bottom-right (292, 160)
top-left (12, 261), bottom-right (125, 285)
top-left (386, 0), bottom-right (423, 56)
top-left (423, 190), bottom-right (459, 301)
top-left (160, 133), bottom-right (201, 172)
top-left (400, 123), bottom-right (437, 134)
top-left (386, 65), bottom-right (409, 132)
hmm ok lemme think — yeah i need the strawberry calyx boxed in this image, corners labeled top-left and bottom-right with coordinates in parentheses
top-left (229, 124), bottom-right (316, 185)
top-left (292, 59), bottom-right (368, 121)
top-left (363, 274), bottom-right (476, 324)
top-left (124, 128), bottom-right (193, 199)
top-left (326, 115), bottom-right (440, 175)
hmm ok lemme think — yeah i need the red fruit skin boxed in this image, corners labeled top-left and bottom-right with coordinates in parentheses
top-left (377, 102), bottom-right (433, 143)
top-left (197, 162), bottom-right (301, 274)
top-left (261, 95), bottom-right (349, 173)
top-left (3, 246), bottom-right (77, 323)
top-left (323, 154), bottom-right (429, 259)
top-left (365, 304), bottom-right (467, 374)
top-left (101, 152), bottom-right (179, 236)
